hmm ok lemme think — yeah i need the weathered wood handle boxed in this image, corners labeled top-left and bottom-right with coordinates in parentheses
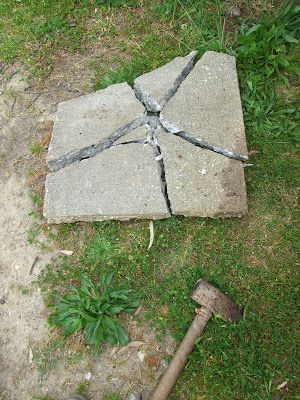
top-left (150, 307), bottom-right (212, 400)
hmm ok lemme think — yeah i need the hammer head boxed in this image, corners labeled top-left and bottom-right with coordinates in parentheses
top-left (191, 279), bottom-right (242, 322)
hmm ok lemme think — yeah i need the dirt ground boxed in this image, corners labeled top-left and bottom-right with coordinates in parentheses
top-left (0, 56), bottom-right (175, 400)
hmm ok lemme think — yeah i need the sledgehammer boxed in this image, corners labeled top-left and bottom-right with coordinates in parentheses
top-left (150, 279), bottom-right (242, 400)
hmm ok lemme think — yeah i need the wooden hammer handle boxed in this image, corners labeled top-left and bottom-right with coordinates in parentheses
top-left (150, 307), bottom-right (212, 400)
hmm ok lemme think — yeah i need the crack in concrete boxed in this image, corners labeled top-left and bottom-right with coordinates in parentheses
top-left (48, 49), bottom-right (247, 217)
top-left (48, 115), bottom-right (147, 172)
top-left (146, 121), bottom-right (173, 215)
top-left (113, 116), bottom-right (173, 214)
top-left (48, 52), bottom-right (198, 173)
top-left (133, 51), bottom-right (197, 112)
top-left (160, 50), bottom-right (197, 107)
top-left (134, 84), bottom-right (161, 113)
top-left (160, 115), bottom-right (248, 162)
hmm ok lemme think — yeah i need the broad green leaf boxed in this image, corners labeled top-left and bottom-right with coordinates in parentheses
top-left (116, 325), bottom-right (129, 346)
top-left (245, 24), bottom-right (261, 36)
top-left (46, 270), bottom-right (142, 355)
top-left (62, 319), bottom-right (82, 336)
top-left (283, 33), bottom-right (298, 44)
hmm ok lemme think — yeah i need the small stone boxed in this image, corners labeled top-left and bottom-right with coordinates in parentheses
top-left (85, 371), bottom-right (92, 381)
top-left (225, 5), bottom-right (241, 17)
top-left (126, 394), bottom-right (136, 400)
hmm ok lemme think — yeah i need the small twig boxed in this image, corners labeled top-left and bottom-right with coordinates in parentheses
top-left (1, 68), bottom-right (20, 85)
top-left (243, 301), bottom-right (248, 321)
top-left (26, 93), bottom-right (41, 109)
top-left (29, 255), bottom-right (39, 275)
top-left (11, 97), bottom-right (17, 112)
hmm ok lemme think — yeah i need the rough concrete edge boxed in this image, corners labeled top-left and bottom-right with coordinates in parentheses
top-left (133, 83), bottom-right (161, 112)
top-left (47, 114), bottom-right (147, 172)
top-left (160, 50), bottom-right (197, 107)
top-left (160, 115), bottom-right (249, 162)
top-left (44, 212), bottom-right (170, 224)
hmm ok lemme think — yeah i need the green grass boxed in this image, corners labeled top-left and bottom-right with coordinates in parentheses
top-left (0, 0), bottom-right (139, 76)
top-left (103, 394), bottom-right (122, 400)
top-left (48, 271), bottom-right (142, 355)
top-left (2, 0), bottom-right (299, 399)
top-left (30, 142), bottom-right (44, 155)
top-left (32, 336), bottom-right (83, 380)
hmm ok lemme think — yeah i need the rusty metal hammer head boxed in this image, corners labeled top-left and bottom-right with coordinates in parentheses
top-left (190, 279), bottom-right (243, 322)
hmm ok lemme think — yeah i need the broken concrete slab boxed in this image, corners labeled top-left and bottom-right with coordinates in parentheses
top-left (47, 82), bottom-right (145, 163)
top-left (134, 51), bottom-right (197, 111)
top-left (158, 132), bottom-right (247, 217)
top-left (44, 143), bottom-right (170, 223)
top-left (161, 51), bottom-right (248, 156)
top-left (44, 50), bottom-right (248, 223)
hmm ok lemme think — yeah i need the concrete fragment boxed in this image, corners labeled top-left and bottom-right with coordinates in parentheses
top-left (44, 144), bottom-right (170, 223)
top-left (47, 83), bottom-right (144, 163)
top-left (48, 115), bottom-right (146, 172)
top-left (158, 132), bottom-right (247, 217)
top-left (133, 84), bottom-right (161, 113)
top-left (161, 51), bottom-right (248, 156)
top-left (160, 117), bottom-right (248, 162)
top-left (134, 51), bottom-right (196, 110)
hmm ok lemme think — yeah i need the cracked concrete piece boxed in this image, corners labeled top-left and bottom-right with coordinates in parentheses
top-left (134, 51), bottom-right (196, 108)
top-left (162, 51), bottom-right (248, 156)
top-left (47, 82), bottom-right (144, 162)
top-left (44, 143), bottom-right (170, 223)
top-left (158, 132), bottom-right (247, 217)
top-left (44, 51), bottom-right (248, 222)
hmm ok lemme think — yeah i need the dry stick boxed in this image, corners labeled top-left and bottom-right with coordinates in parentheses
top-left (29, 255), bottom-right (39, 275)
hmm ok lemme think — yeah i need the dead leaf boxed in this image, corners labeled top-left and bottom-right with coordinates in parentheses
top-left (249, 149), bottom-right (259, 156)
top-left (147, 220), bottom-right (154, 250)
top-left (117, 341), bottom-right (145, 355)
top-left (138, 350), bottom-right (145, 362)
top-left (134, 303), bottom-right (143, 316)
top-left (28, 347), bottom-right (33, 364)
top-left (277, 381), bottom-right (288, 390)
top-left (60, 250), bottom-right (73, 256)
top-left (145, 354), bottom-right (159, 367)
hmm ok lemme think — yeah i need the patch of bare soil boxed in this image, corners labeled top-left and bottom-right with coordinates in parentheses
top-left (0, 56), bottom-right (175, 400)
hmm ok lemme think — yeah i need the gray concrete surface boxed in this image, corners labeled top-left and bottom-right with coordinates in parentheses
top-left (161, 51), bottom-right (248, 156)
top-left (44, 143), bottom-right (170, 222)
top-left (44, 51), bottom-right (248, 222)
top-left (158, 132), bottom-right (248, 217)
top-left (114, 125), bottom-right (148, 145)
top-left (134, 51), bottom-right (196, 110)
top-left (47, 82), bottom-right (144, 162)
